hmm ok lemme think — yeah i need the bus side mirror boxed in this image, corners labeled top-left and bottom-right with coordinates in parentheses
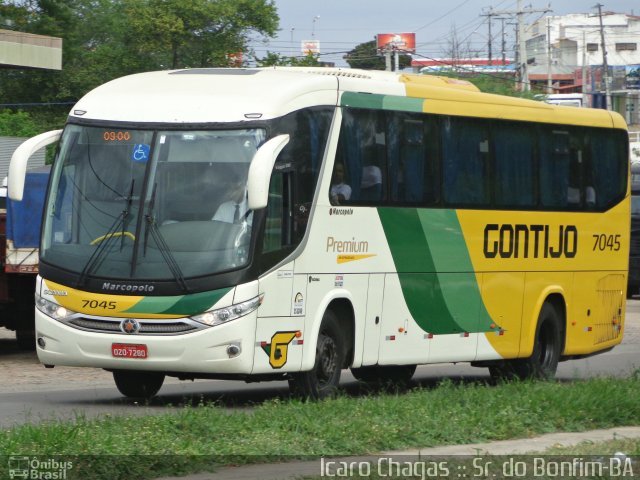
top-left (247, 134), bottom-right (290, 210)
top-left (9, 129), bottom-right (62, 201)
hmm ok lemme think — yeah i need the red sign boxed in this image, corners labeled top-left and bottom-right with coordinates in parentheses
top-left (376, 33), bottom-right (416, 53)
top-left (301, 40), bottom-right (320, 54)
top-left (112, 343), bottom-right (148, 359)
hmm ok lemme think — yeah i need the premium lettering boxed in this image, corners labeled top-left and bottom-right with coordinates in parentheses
top-left (326, 236), bottom-right (369, 253)
top-left (483, 224), bottom-right (577, 259)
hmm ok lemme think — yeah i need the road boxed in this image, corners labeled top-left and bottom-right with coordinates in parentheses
top-left (0, 300), bottom-right (638, 429)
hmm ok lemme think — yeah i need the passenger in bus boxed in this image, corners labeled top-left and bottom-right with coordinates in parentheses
top-left (213, 177), bottom-right (251, 224)
top-left (359, 165), bottom-right (383, 201)
top-left (330, 162), bottom-right (351, 204)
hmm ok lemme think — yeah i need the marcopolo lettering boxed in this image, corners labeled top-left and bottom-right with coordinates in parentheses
top-left (483, 224), bottom-right (578, 259)
top-left (102, 282), bottom-right (155, 293)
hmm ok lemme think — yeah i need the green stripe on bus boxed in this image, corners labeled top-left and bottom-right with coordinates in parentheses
top-left (341, 92), bottom-right (384, 110)
top-left (378, 208), bottom-right (496, 334)
top-left (382, 96), bottom-right (424, 112)
top-left (124, 287), bottom-right (231, 316)
top-left (340, 92), bottom-right (423, 113)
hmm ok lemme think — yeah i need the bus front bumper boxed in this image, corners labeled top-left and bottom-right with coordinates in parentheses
top-left (34, 309), bottom-right (256, 375)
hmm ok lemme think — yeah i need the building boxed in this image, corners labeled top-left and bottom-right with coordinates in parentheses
top-left (0, 29), bottom-right (62, 70)
top-left (411, 58), bottom-right (515, 75)
top-left (524, 12), bottom-right (640, 124)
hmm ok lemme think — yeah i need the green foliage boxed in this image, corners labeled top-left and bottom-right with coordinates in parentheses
top-left (0, 110), bottom-right (40, 137)
top-left (422, 71), bottom-right (537, 99)
top-left (0, 377), bottom-right (638, 479)
top-left (345, 40), bottom-right (411, 71)
top-left (468, 75), bottom-right (538, 99)
top-left (256, 52), bottom-right (320, 67)
top-left (0, 0), bottom-right (279, 106)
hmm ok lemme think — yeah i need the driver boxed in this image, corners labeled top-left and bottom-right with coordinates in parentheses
top-left (212, 176), bottom-right (251, 224)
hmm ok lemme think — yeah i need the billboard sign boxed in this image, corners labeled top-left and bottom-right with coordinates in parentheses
top-left (376, 33), bottom-right (416, 53)
top-left (301, 40), bottom-right (320, 55)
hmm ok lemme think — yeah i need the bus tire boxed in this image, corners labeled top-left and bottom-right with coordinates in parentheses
top-left (490, 302), bottom-right (562, 382)
top-left (289, 310), bottom-right (345, 400)
top-left (113, 370), bottom-right (165, 399)
top-left (350, 365), bottom-right (416, 385)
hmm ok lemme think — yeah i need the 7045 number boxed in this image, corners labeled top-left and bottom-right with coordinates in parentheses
top-left (82, 299), bottom-right (117, 310)
top-left (592, 234), bottom-right (621, 251)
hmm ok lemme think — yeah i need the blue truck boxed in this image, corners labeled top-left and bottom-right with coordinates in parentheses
top-left (0, 166), bottom-right (49, 349)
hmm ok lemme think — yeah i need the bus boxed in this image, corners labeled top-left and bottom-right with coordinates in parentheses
top-left (536, 93), bottom-right (585, 108)
top-left (9, 68), bottom-right (629, 399)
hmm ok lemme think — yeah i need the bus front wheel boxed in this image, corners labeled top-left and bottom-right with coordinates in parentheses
top-left (490, 302), bottom-right (562, 381)
top-left (113, 370), bottom-right (165, 399)
top-left (289, 310), bottom-right (345, 400)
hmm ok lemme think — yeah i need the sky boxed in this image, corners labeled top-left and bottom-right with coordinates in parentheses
top-left (250, 0), bottom-right (639, 66)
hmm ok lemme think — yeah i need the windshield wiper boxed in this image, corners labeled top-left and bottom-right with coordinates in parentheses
top-left (136, 183), bottom-right (190, 293)
top-left (77, 180), bottom-right (134, 287)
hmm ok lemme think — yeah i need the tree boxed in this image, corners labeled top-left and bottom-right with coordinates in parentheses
top-left (0, 0), bottom-right (280, 112)
top-left (344, 40), bottom-right (411, 71)
top-left (255, 52), bottom-right (320, 67)
top-left (124, 0), bottom-right (278, 69)
top-left (0, 110), bottom-right (40, 137)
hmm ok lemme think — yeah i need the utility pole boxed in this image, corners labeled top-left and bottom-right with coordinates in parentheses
top-left (582, 31), bottom-right (588, 107)
top-left (547, 17), bottom-right (553, 93)
top-left (480, 8), bottom-right (494, 66)
top-left (517, 0), bottom-right (527, 90)
top-left (491, 2), bottom-right (552, 91)
top-left (497, 17), bottom-right (507, 66)
top-left (594, 3), bottom-right (611, 109)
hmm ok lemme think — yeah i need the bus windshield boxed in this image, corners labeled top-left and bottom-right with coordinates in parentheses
top-left (41, 124), bottom-right (266, 283)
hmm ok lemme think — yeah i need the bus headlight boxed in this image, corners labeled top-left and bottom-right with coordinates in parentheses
top-left (35, 293), bottom-right (76, 321)
top-left (191, 294), bottom-right (263, 327)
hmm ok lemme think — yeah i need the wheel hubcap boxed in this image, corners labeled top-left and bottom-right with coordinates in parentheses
top-left (316, 334), bottom-right (338, 386)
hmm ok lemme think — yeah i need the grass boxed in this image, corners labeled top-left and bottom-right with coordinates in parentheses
top-left (0, 377), bottom-right (639, 479)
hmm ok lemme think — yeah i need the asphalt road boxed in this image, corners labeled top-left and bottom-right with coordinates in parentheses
top-left (0, 300), bottom-right (638, 429)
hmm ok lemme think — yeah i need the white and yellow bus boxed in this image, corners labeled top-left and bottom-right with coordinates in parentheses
top-left (10, 68), bottom-right (629, 399)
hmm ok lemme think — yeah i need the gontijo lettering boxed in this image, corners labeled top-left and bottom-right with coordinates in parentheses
top-left (483, 224), bottom-right (578, 259)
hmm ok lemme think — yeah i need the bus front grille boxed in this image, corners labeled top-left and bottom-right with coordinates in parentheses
top-left (66, 317), bottom-right (202, 335)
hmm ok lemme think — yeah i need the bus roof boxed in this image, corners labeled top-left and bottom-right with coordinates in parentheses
top-left (69, 67), bottom-right (627, 130)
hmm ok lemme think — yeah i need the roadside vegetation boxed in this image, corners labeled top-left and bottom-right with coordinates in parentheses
top-left (1, 376), bottom-right (639, 479)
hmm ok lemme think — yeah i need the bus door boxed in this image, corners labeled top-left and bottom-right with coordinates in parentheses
top-left (359, 273), bottom-right (384, 366)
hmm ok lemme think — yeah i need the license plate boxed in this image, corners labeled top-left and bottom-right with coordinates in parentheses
top-left (112, 343), bottom-right (148, 359)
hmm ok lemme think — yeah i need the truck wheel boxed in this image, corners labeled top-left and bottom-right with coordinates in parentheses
top-left (351, 365), bottom-right (416, 385)
top-left (15, 328), bottom-right (35, 351)
top-left (113, 371), bottom-right (165, 399)
top-left (289, 310), bottom-right (345, 400)
top-left (490, 302), bottom-right (562, 382)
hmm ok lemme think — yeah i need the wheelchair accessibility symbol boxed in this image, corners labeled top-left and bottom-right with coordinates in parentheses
top-left (132, 144), bottom-right (150, 163)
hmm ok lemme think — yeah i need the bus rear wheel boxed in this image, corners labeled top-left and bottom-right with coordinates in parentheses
top-left (490, 302), bottom-right (562, 382)
top-left (113, 370), bottom-right (165, 399)
top-left (289, 310), bottom-right (345, 400)
top-left (351, 365), bottom-right (416, 385)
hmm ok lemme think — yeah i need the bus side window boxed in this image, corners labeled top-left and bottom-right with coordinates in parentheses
top-left (589, 129), bottom-right (627, 210)
top-left (262, 171), bottom-right (292, 254)
top-left (540, 129), bottom-right (570, 208)
top-left (336, 108), bottom-right (386, 205)
top-left (442, 117), bottom-right (489, 206)
top-left (493, 123), bottom-right (534, 207)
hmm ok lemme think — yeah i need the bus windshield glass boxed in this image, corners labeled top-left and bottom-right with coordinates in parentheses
top-left (41, 124), bottom-right (266, 282)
